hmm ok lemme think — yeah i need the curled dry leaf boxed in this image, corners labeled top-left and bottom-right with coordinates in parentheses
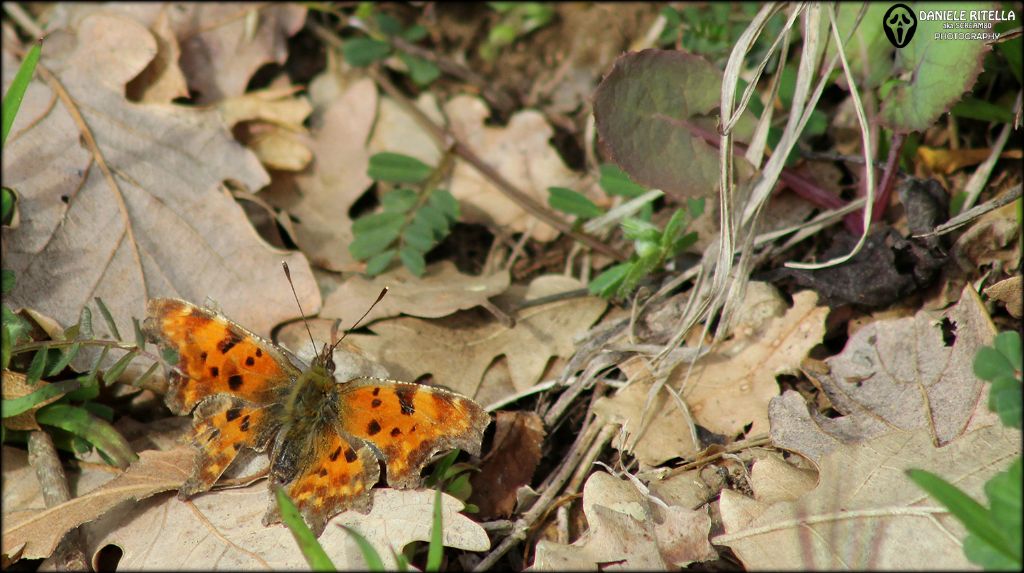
top-left (984, 275), bottom-right (1022, 318)
top-left (468, 411), bottom-right (545, 519)
top-left (598, 285), bottom-right (827, 465)
top-left (49, 3), bottom-right (307, 104)
top-left (446, 95), bottom-right (583, 242)
top-left (770, 286), bottom-right (998, 464)
top-left (716, 423), bottom-right (1021, 569)
top-left (1, 447), bottom-right (192, 562)
top-left (2, 12), bottom-right (318, 339)
top-left (342, 275), bottom-right (607, 400)
top-left (78, 484), bottom-right (487, 570)
top-left (263, 78), bottom-right (377, 271)
top-left (532, 471), bottom-right (717, 569)
top-left (322, 261), bottom-right (511, 324)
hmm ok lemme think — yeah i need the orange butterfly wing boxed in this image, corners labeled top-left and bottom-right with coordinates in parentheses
top-left (336, 379), bottom-right (490, 488)
top-left (144, 298), bottom-right (297, 496)
top-left (143, 298), bottom-right (299, 413)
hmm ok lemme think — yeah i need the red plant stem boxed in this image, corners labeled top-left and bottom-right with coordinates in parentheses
top-left (852, 132), bottom-right (906, 232)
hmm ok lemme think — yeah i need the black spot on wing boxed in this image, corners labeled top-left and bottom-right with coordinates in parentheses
top-left (218, 333), bottom-right (242, 354)
top-left (396, 386), bottom-right (417, 416)
top-left (330, 447), bottom-right (341, 462)
top-left (345, 448), bottom-right (358, 463)
top-left (228, 375), bottom-right (243, 390)
top-left (225, 408), bottom-right (242, 422)
top-left (367, 420), bottom-right (381, 436)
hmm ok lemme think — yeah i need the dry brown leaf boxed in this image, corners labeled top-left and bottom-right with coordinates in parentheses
top-left (1, 447), bottom-right (192, 562)
top-left (469, 411), bottom-right (545, 518)
top-left (344, 275), bottom-right (606, 399)
top-left (598, 286), bottom-right (827, 465)
top-left (917, 145), bottom-right (1023, 175)
top-left (263, 78), bottom-right (377, 271)
top-left (2, 12), bottom-right (318, 339)
top-left (1, 446), bottom-right (118, 517)
top-left (532, 471), bottom-right (716, 569)
top-left (984, 275), bottom-right (1023, 318)
top-left (715, 423), bottom-right (1021, 569)
top-left (49, 3), bottom-right (306, 104)
top-left (445, 95), bottom-right (582, 242)
top-left (79, 484), bottom-right (487, 570)
top-left (322, 261), bottom-right (511, 323)
top-left (125, 9), bottom-right (189, 103)
top-left (368, 93), bottom-right (445, 166)
top-left (771, 286), bottom-right (998, 464)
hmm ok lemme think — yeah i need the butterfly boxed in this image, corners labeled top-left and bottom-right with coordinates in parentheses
top-left (142, 298), bottom-right (490, 535)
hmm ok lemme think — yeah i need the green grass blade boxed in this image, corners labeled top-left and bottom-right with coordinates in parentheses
top-left (35, 403), bottom-right (137, 468)
top-left (907, 469), bottom-right (1018, 562)
top-left (1, 379), bottom-right (80, 418)
top-left (274, 486), bottom-right (337, 571)
top-left (426, 488), bottom-right (444, 571)
top-left (338, 524), bottom-right (387, 571)
top-left (2, 40), bottom-right (41, 146)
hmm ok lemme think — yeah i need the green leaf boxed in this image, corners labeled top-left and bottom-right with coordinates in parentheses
top-left (599, 164), bottom-right (647, 198)
top-left (402, 24), bottom-right (428, 42)
top-left (548, 187), bottom-right (603, 218)
top-left (660, 209), bottom-right (688, 250)
top-left (376, 13), bottom-right (402, 37)
top-left (44, 342), bottom-right (80, 378)
top-left (588, 262), bottom-right (632, 298)
top-left (352, 210), bottom-right (406, 234)
top-left (994, 331), bottom-right (1022, 372)
top-left (381, 188), bottom-right (419, 213)
top-left (2, 186), bottom-right (15, 224)
top-left (104, 350), bottom-right (139, 386)
top-left (133, 317), bottom-right (145, 350)
top-left (83, 401), bottom-right (114, 422)
top-left (428, 190), bottom-right (460, 222)
top-left (350, 221), bottom-right (403, 261)
top-left (975, 346), bottom-right (1014, 381)
top-left (416, 204), bottom-right (450, 238)
top-left (907, 468), bottom-right (1019, 564)
top-left (274, 487), bottom-right (337, 571)
top-left (825, 3), bottom-right (893, 89)
top-left (2, 40), bottom-right (41, 146)
top-left (687, 197), bottom-right (705, 219)
top-left (339, 524), bottom-right (386, 571)
top-left (35, 403), bottom-right (137, 468)
top-left (94, 297), bottom-right (121, 341)
top-left (398, 245), bottom-right (426, 277)
top-left (368, 152), bottom-right (433, 184)
top-left (879, 2), bottom-right (993, 133)
top-left (951, 97), bottom-right (1016, 124)
top-left (989, 375), bottom-right (1022, 429)
top-left (343, 37), bottom-right (392, 67)
top-left (1, 270), bottom-right (14, 294)
top-left (593, 49), bottom-right (756, 199)
top-left (621, 217), bottom-right (660, 243)
top-left (398, 52), bottom-right (441, 87)
top-left (26, 346), bottom-right (49, 384)
top-left (426, 488), bottom-right (444, 572)
top-left (672, 231), bottom-right (698, 255)
top-left (365, 249), bottom-right (397, 276)
top-left (985, 458), bottom-right (1022, 551)
top-left (63, 374), bottom-right (100, 402)
top-left (403, 220), bottom-right (435, 252)
top-left (1, 380), bottom-right (80, 418)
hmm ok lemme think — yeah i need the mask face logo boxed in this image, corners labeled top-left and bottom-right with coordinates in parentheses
top-left (883, 4), bottom-right (918, 48)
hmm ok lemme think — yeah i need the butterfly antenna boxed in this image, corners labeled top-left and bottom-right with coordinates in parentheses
top-left (281, 261), bottom-right (318, 357)
top-left (329, 287), bottom-right (388, 353)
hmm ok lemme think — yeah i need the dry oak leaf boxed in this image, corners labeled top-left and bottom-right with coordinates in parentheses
top-left (322, 261), bottom-right (511, 324)
top-left (770, 286), bottom-right (998, 464)
top-left (79, 484), bottom-right (487, 570)
top-left (1, 13), bottom-right (318, 340)
top-left (1, 446), bottom-right (118, 517)
top-left (445, 95), bottom-right (583, 242)
top-left (48, 3), bottom-right (306, 104)
top-left (345, 275), bottom-right (607, 400)
top-left (984, 275), bottom-right (1023, 318)
top-left (1, 447), bottom-right (192, 562)
top-left (531, 471), bottom-right (717, 570)
top-left (263, 77), bottom-right (377, 271)
top-left (368, 93), bottom-right (446, 167)
top-left (468, 411), bottom-right (545, 519)
top-left (597, 286), bottom-right (826, 465)
top-left (219, 85), bottom-right (314, 171)
top-left (715, 423), bottom-right (1021, 570)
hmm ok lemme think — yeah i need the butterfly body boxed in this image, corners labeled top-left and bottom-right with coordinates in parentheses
top-left (143, 298), bottom-right (490, 535)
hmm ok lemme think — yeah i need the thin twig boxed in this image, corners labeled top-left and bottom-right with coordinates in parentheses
top-left (918, 183), bottom-right (1022, 237)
